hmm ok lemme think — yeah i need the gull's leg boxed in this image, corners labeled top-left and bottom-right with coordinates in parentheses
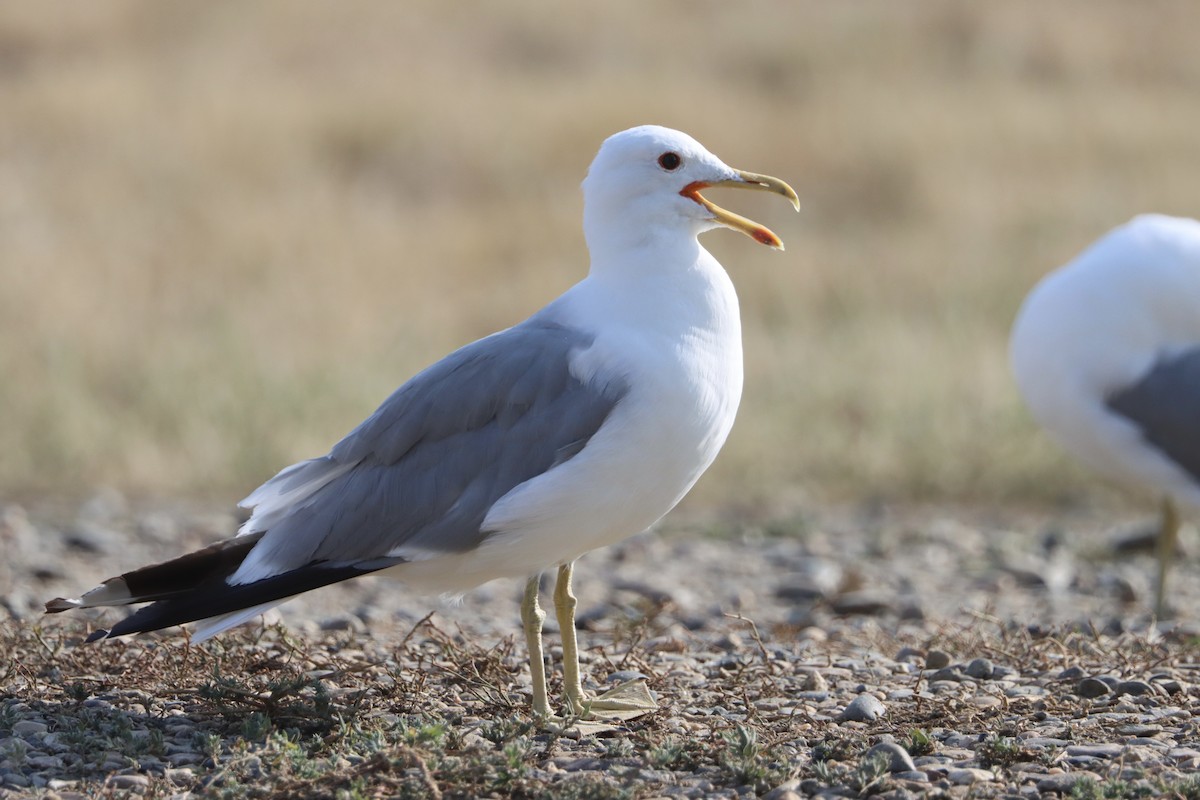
top-left (521, 574), bottom-right (550, 719)
top-left (553, 561), bottom-right (658, 719)
top-left (1154, 495), bottom-right (1179, 620)
top-left (554, 562), bottom-right (586, 715)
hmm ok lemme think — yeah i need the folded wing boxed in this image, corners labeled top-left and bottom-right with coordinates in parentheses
top-left (47, 318), bottom-right (628, 640)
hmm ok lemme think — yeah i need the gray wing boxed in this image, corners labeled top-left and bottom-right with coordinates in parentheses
top-left (237, 318), bottom-right (628, 575)
top-left (1107, 346), bottom-right (1200, 482)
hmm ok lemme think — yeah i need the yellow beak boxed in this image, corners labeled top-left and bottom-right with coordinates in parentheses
top-left (680, 170), bottom-right (800, 250)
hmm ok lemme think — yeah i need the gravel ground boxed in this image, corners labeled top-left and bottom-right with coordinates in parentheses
top-left (2, 492), bottom-right (1200, 798)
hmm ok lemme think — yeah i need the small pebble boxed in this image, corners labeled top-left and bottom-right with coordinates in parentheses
top-left (762, 780), bottom-right (801, 800)
top-left (947, 768), bottom-right (995, 785)
top-left (924, 650), bottom-right (952, 670)
top-left (797, 668), bottom-right (827, 691)
top-left (166, 752), bottom-right (204, 767)
top-left (165, 768), bottom-right (194, 785)
top-left (1066, 743), bottom-right (1124, 759)
top-left (830, 591), bottom-right (892, 616)
top-left (839, 693), bottom-right (886, 722)
top-left (318, 614), bottom-right (366, 633)
top-left (1113, 680), bottom-right (1155, 696)
top-left (1077, 677), bottom-right (1111, 698)
top-left (108, 774), bottom-right (150, 790)
top-left (1036, 772), bottom-right (1094, 792)
top-left (894, 770), bottom-right (929, 783)
top-left (866, 741), bottom-right (916, 773)
top-left (12, 721), bottom-right (47, 736)
top-left (964, 658), bottom-right (993, 679)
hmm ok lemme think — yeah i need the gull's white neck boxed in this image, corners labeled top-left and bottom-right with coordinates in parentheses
top-left (575, 223), bottom-right (740, 337)
top-left (551, 225), bottom-right (746, 482)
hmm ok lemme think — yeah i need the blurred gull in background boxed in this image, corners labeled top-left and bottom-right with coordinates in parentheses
top-left (1010, 214), bottom-right (1200, 619)
top-left (47, 125), bottom-right (798, 724)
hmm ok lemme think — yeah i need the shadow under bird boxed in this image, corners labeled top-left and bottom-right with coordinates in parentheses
top-left (47, 125), bottom-right (799, 723)
top-left (1011, 214), bottom-right (1200, 620)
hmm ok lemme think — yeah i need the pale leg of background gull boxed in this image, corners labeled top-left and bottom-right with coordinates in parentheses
top-left (1155, 496), bottom-right (1179, 621)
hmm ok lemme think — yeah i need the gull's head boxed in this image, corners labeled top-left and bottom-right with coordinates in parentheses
top-left (582, 125), bottom-right (799, 251)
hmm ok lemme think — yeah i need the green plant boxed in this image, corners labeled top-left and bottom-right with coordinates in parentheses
top-left (811, 751), bottom-right (890, 796)
top-left (717, 724), bottom-right (788, 792)
top-left (648, 736), bottom-right (701, 771)
top-left (499, 739), bottom-right (530, 784)
top-left (601, 737), bottom-right (635, 759)
top-left (534, 775), bottom-right (634, 800)
top-left (0, 703), bottom-right (19, 734)
top-left (140, 727), bottom-right (168, 757)
top-left (398, 718), bottom-right (447, 748)
top-left (1070, 776), bottom-right (1160, 800)
top-left (906, 728), bottom-right (934, 757)
top-left (240, 712), bottom-right (271, 742)
top-left (480, 714), bottom-right (535, 745)
top-left (977, 734), bottom-right (1029, 768)
top-left (1172, 776), bottom-right (1200, 800)
top-left (2, 737), bottom-right (28, 767)
top-left (195, 731), bottom-right (223, 762)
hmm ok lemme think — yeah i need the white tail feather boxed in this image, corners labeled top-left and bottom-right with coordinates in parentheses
top-left (187, 600), bottom-right (287, 642)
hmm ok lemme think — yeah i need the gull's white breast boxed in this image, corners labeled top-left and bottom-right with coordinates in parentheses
top-left (398, 244), bottom-right (744, 592)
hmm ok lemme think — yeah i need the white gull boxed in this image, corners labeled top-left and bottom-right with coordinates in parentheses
top-left (1011, 214), bottom-right (1200, 619)
top-left (48, 125), bottom-right (799, 721)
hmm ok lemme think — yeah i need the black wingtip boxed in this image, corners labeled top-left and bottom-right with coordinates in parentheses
top-left (85, 629), bottom-right (110, 643)
top-left (93, 558), bottom-right (407, 639)
top-left (45, 597), bottom-right (80, 614)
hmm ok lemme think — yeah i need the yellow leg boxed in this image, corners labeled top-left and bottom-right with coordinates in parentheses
top-left (521, 574), bottom-right (550, 719)
top-left (554, 562), bottom-right (586, 715)
top-left (553, 561), bottom-right (658, 719)
top-left (1155, 496), bottom-right (1179, 620)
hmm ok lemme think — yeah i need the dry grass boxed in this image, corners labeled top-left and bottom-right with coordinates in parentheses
top-left (3, 2), bottom-right (1200, 511)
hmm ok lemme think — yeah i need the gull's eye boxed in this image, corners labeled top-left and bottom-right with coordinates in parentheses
top-left (657, 152), bottom-right (682, 171)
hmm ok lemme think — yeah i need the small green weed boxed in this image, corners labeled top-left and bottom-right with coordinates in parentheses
top-left (718, 724), bottom-right (788, 792)
top-left (905, 728), bottom-right (934, 757)
top-left (977, 734), bottom-right (1030, 768)
top-left (2, 737), bottom-right (29, 767)
top-left (601, 737), bottom-right (635, 758)
top-left (647, 735), bottom-right (703, 771)
top-left (811, 751), bottom-right (890, 796)
top-left (1069, 776), bottom-right (1139, 799)
top-left (240, 711), bottom-right (271, 742)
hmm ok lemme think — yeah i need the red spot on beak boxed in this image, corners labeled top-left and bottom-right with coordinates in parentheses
top-left (750, 228), bottom-right (777, 246)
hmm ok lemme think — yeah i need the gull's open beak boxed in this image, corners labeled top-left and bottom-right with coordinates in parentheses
top-left (680, 171), bottom-right (800, 250)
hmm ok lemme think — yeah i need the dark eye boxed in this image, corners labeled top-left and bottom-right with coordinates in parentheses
top-left (657, 151), bottom-right (682, 171)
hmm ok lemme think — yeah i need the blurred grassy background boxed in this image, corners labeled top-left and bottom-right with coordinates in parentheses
top-left (2, 2), bottom-right (1199, 516)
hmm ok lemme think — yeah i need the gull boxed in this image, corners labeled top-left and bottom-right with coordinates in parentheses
top-left (1010, 214), bottom-right (1200, 619)
top-left (47, 125), bottom-right (799, 721)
